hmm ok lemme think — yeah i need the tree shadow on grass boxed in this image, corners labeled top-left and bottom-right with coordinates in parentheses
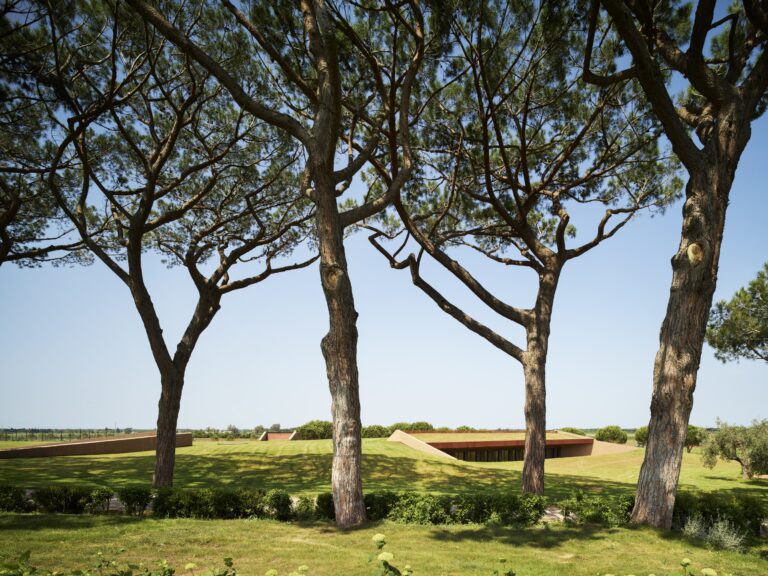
top-left (0, 446), bottom-right (765, 503)
top-left (425, 523), bottom-right (618, 549)
top-left (0, 513), bottom-right (144, 532)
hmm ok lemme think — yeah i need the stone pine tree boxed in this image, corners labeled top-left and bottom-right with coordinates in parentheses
top-left (706, 262), bottom-right (768, 363)
top-left (0, 3), bottom-right (89, 265)
top-left (18, 2), bottom-right (316, 487)
top-left (124, 0), bottom-right (429, 526)
top-left (368, 0), bottom-right (679, 494)
top-left (584, 0), bottom-right (768, 528)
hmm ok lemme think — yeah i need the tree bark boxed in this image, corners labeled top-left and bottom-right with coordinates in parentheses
top-left (315, 175), bottom-right (366, 528)
top-left (631, 116), bottom-right (742, 527)
top-left (521, 267), bottom-right (560, 495)
top-left (153, 370), bottom-right (184, 487)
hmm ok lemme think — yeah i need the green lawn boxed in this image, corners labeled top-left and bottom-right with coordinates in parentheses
top-left (2, 438), bottom-right (766, 575)
top-left (0, 515), bottom-right (766, 576)
top-left (0, 438), bottom-right (764, 502)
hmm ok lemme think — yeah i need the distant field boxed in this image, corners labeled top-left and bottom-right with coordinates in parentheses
top-left (0, 438), bottom-right (764, 502)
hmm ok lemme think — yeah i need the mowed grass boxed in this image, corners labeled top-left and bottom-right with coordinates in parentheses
top-left (0, 438), bottom-right (766, 501)
top-left (0, 515), bottom-right (766, 576)
top-left (1, 439), bottom-right (767, 574)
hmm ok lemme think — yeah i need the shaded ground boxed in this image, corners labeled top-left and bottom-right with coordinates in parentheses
top-left (0, 438), bottom-right (764, 502)
top-left (0, 515), bottom-right (765, 576)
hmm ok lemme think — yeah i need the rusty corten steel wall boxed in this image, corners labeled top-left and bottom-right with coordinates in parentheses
top-left (558, 442), bottom-right (594, 457)
top-left (0, 432), bottom-right (193, 459)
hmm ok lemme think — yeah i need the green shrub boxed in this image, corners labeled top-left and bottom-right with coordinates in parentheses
top-left (316, 492), bottom-right (335, 520)
top-left (237, 487), bottom-right (267, 518)
top-left (455, 425), bottom-right (476, 432)
top-left (295, 420), bottom-right (333, 440)
top-left (364, 491), bottom-right (398, 521)
top-left (370, 533), bottom-right (412, 576)
top-left (705, 517), bottom-right (745, 551)
top-left (361, 425), bottom-right (391, 438)
top-left (153, 487), bottom-right (265, 519)
top-left (0, 485), bottom-right (30, 512)
top-left (34, 486), bottom-right (92, 514)
top-left (560, 492), bottom-right (633, 527)
top-left (265, 489), bottom-right (292, 520)
top-left (390, 421), bottom-right (433, 432)
top-left (116, 486), bottom-right (152, 516)
top-left (634, 425), bottom-right (648, 447)
top-left (595, 425), bottom-right (628, 444)
top-left (86, 487), bottom-right (114, 513)
top-left (294, 496), bottom-right (316, 521)
top-left (559, 427), bottom-right (587, 436)
top-left (211, 489), bottom-right (246, 519)
top-left (673, 490), bottom-right (767, 535)
top-left (388, 492), bottom-right (451, 525)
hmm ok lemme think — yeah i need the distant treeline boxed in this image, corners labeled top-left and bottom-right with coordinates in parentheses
top-left (0, 428), bottom-right (142, 442)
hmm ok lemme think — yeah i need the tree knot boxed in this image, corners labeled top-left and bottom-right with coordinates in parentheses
top-left (686, 242), bottom-right (705, 267)
top-left (320, 263), bottom-right (345, 291)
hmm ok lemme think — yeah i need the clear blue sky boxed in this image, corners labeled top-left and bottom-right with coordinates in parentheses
top-left (1, 118), bottom-right (766, 432)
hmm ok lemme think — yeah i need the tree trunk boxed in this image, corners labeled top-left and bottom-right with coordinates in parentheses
top-left (315, 177), bottom-right (366, 528)
top-left (153, 370), bottom-right (183, 487)
top-left (521, 267), bottom-right (559, 495)
top-left (631, 167), bottom-right (732, 529)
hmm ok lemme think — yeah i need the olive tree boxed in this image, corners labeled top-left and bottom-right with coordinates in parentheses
top-left (702, 419), bottom-right (768, 479)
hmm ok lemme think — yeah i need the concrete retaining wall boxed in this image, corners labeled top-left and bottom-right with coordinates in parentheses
top-left (0, 432), bottom-right (193, 459)
top-left (387, 430), bottom-right (456, 459)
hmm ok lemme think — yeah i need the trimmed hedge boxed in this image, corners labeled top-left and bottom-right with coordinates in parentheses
top-left (559, 491), bottom-right (635, 527)
top-left (0, 485), bottom-right (31, 512)
top-left (34, 486), bottom-right (93, 514)
top-left (7, 484), bottom-right (764, 535)
top-left (117, 486), bottom-right (152, 516)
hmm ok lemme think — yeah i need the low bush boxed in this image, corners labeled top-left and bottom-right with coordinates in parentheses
top-left (0, 485), bottom-right (30, 512)
top-left (294, 495), bottom-right (316, 521)
top-left (388, 492), bottom-right (451, 525)
top-left (34, 486), bottom-right (92, 514)
top-left (294, 420), bottom-right (333, 440)
top-left (361, 425), bottom-right (391, 438)
top-left (384, 492), bottom-right (545, 526)
top-left (673, 490), bottom-right (767, 535)
top-left (705, 517), bottom-right (746, 551)
top-left (86, 487), bottom-right (113, 513)
top-left (634, 425), bottom-right (648, 447)
top-left (116, 486), bottom-right (152, 516)
top-left (315, 492), bottom-right (335, 520)
top-left (364, 491), bottom-right (399, 521)
top-left (559, 427), bottom-right (587, 436)
top-left (389, 422), bottom-right (433, 432)
top-left (154, 487), bottom-right (267, 519)
top-left (1, 483), bottom-right (549, 527)
top-left (265, 488), bottom-right (292, 521)
top-left (595, 425), bottom-right (628, 444)
top-left (560, 491), bottom-right (634, 527)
